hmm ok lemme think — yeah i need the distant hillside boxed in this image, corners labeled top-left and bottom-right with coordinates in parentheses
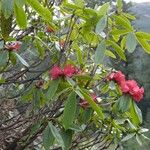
top-left (131, 2), bottom-right (150, 32)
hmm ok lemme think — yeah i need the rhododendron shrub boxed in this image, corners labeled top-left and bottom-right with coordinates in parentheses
top-left (0, 0), bottom-right (150, 150)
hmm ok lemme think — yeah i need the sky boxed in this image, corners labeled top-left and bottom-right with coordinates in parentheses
top-left (126, 0), bottom-right (150, 3)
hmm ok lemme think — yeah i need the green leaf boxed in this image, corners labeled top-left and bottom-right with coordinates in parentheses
top-left (105, 50), bottom-right (116, 59)
top-left (43, 125), bottom-right (55, 150)
top-left (121, 36), bottom-right (127, 49)
top-left (14, 0), bottom-right (26, 7)
top-left (115, 95), bottom-right (131, 113)
top-left (121, 133), bottom-right (135, 142)
top-left (78, 88), bottom-right (104, 120)
top-left (74, 0), bottom-right (85, 8)
top-left (81, 108), bottom-right (93, 123)
top-left (111, 29), bottom-right (130, 36)
top-left (0, 14), bottom-right (12, 40)
top-left (96, 16), bottom-right (107, 34)
top-left (94, 40), bottom-right (106, 65)
top-left (14, 52), bottom-right (29, 67)
top-left (63, 91), bottom-right (77, 130)
top-left (35, 40), bottom-right (45, 59)
top-left (46, 79), bottom-right (60, 102)
top-left (112, 15), bottom-right (133, 31)
top-left (61, 130), bottom-right (73, 150)
top-left (49, 122), bottom-right (65, 150)
top-left (126, 32), bottom-right (137, 53)
top-left (107, 40), bottom-right (126, 61)
top-left (136, 32), bottom-right (150, 41)
top-left (97, 2), bottom-right (110, 16)
top-left (72, 43), bottom-right (83, 65)
top-left (26, 0), bottom-right (52, 21)
top-left (69, 124), bottom-right (83, 132)
top-left (136, 134), bottom-right (143, 146)
top-left (1, 0), bottom-right (14, 19)
top-left (0, 51), bottom-right (8, 67)
top-left (123, 13), bottom-right (136, 20)
top-left (14, 3), bottom-right (27, 29)
top-left (130, 100), bottom-right (142, 126)
top-left (117, 0), bottom-right (123, 13)
top-left (10, 51), bottom-right (17, 65)
top-left (136, 37), bottom-right (150, 54)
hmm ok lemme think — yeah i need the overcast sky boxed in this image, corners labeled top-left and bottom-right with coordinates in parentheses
top-left (126, 0), bottom-right (150, 3)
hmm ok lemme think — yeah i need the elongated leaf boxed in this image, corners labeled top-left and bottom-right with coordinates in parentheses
top-left (123, 12), bottom-right (136, 20)
top-left (35, 40), bottom-right (45, 59)
top-left (130, 100), bottom-right (142, 126)
top-left (1, 0), bottom-right (14, 19)
top-left (81, 108), bottom-right (93, 123)
top-left (136, 134), bottom-right (143, 146)
top-left (126, 32), bottom-right (137, 53)
top-left (46, 79), bottom-right (60, 102)
top-left (112, 15), bottom-right (133, 31)
top-left (0, 13), bottom-right (12, 40)
top-left (49, 122), bottom-right (65, 150)
top-left (136, 32), bottom-right (150, 41)
top-left (14, 0), bottom-right (26, 7)
top-left (107, 40), bottom-right (126, 61)
top-left (74, 0), bottom-right (85, 8)
top-left (115, 95), bottom-right (131, 113)
top-left (0, 51), bottom-right (8, 67)
top-left (61, 130), bottom-right (73, 150)
top-left (43, 125), bottom-right (55, 150)
top-left (121, 36), bottom-right (127, 49)
top-left (97, 2), bottom-right (110, 16)
top-left (111, 29), bottom-right (130, 36)
top-left (94, 40), bottom-right (106, 64)
top-left (136, 37), bottom-right (150, 54)
top-left (14, 3), bottom-right (27, 29)
top-left (63, 92), bottom-right (77, 130)
top-left (26, 0), bottom-right (52, 21)
top-left (14, 52), bottom-right (29, 67)
top-left (69, 124), bottom-right (83, 132)
top-left (117, 0), bottom-right (123, 13)
top-left (105, 50), bottom-right (116, 59)
top-left (121, 133), bottom-right (135, 142)
top-left (96, 16), bottom-right (107, 34)
top-left (72, 43), bottom-right (83, 65)
top-left (78, 88), bottom-right (104, 120)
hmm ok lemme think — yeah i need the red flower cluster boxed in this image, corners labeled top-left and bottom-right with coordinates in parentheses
top-left (108, 71), bottom-right (144, 102)
top-left (49, 64), bottom-right (78, 80)
top-left (5, 41), bottom-right (22, 52)
top-left (79, 93), bottom-right (97, 109)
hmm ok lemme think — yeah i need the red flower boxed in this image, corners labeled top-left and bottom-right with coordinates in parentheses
top-left (6, 41), bottom-right (22, 52)
top-left (119, 81), bottom-right (129, 93)
top-left (107, 71), bottom-right (144, 102)
top-left (79, 93), bottom-right (97, 109)
top-left (49, 65), bottom-right (63, 80)
top-left (46, 26), bottom-right (54, 33)
top-left (63, 64), bottom-right (78, 77)
top-left (132, 87), bottom-right (144, 102)
top-left (126, 80), bottom-right (144, 102)
top-left (126, 80), bottom-right (138, 91)
top-left (113, 71), bottom-right (126, 84)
